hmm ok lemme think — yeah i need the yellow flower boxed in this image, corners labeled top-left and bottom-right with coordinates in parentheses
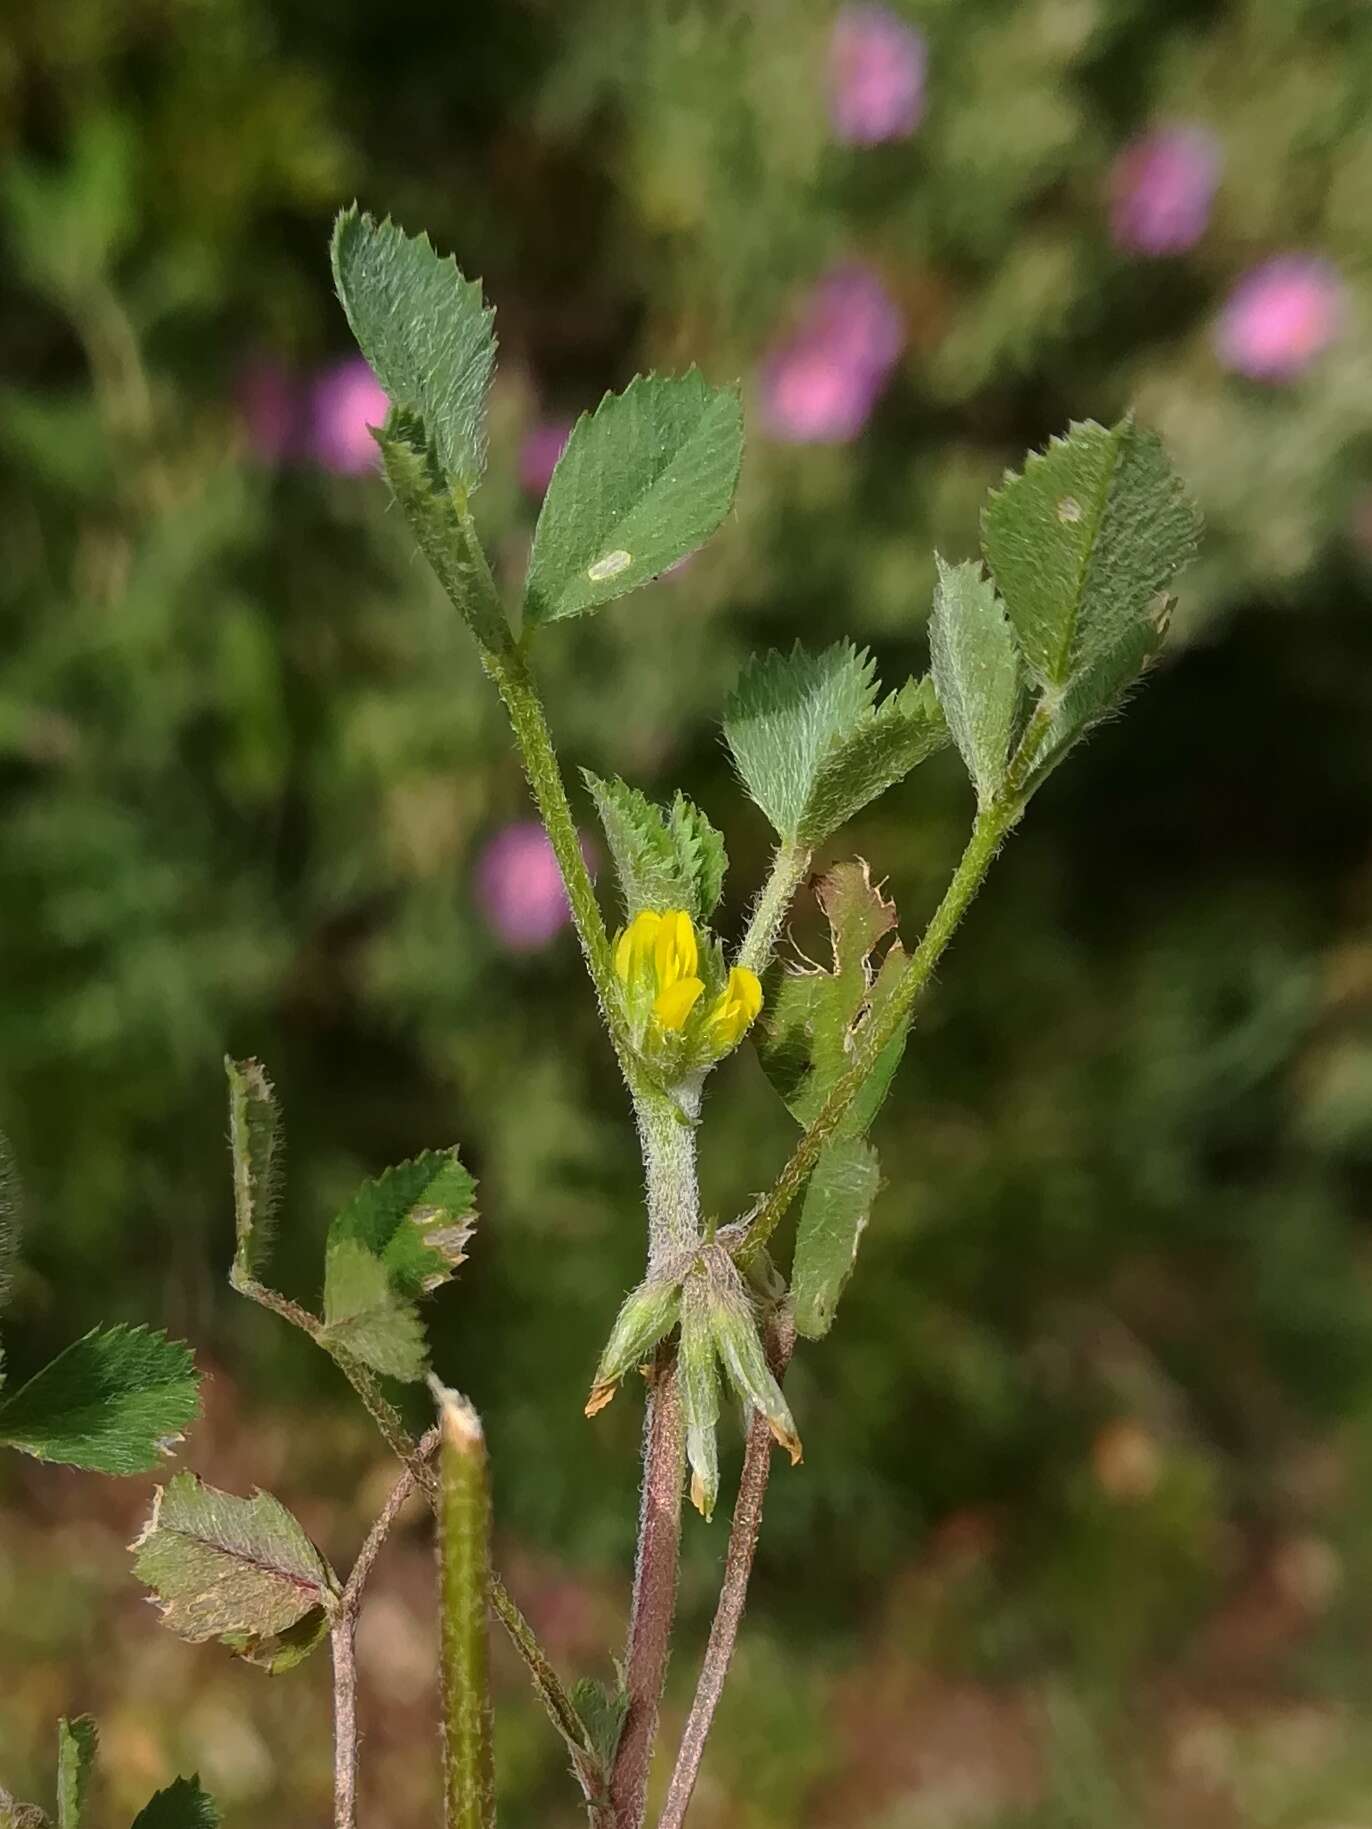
top-left (613, 908), bottom-right (763, 1052)
top-left (703, 965), bottom-right (763, 1048)
top-left (614, 909), bottom-right (705, 1032)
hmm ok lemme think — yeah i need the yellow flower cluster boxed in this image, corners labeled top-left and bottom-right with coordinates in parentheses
top-left (613, 909), bottom-right (762, 1050)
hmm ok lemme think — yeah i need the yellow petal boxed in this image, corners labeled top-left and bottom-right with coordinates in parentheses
top-left (653, 908), bottom-right (697, 987)
top-left (615, 909), bottom-right (661, 982)
top-left (653, 976), bottom-right (705, 1032)
top-left (705, 966), bottom-right (764, 1044)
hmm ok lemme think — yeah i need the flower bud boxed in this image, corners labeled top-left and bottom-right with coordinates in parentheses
top-left (585, 1277), bottom-right (681, 1416)
top-left (679, 1271), bottom-right (722, 1519)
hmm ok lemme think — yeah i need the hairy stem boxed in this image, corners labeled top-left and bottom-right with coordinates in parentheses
top-left (637, 1083), bottom-right (703, 1271)
top-left (610, 1353), bottom-right (686, 1829)
top-left (331, 1613), bottom-right (360, 1829)
top-left (735, 838), bottom-right (811, 978)
top-left (435, 1386), bottom-right (497, 1829)
top-left (656, 1318), bottom-right (794, 1829)
top-left (735, 797), bottom-right (1018, 1268)
top-left (486, 640), bottom-right (642, 1092)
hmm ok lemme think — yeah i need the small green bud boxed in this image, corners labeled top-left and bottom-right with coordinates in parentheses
top-left (706, 1255), bottom-right (801, 1466)
top-left (679, 1271), bottom-right (721, 1519)
top-left (585, 1277), bottom-right (681, 1417)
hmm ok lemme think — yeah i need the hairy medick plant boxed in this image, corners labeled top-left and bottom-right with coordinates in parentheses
top-left (0, 207), bottom-right (1200, 1829)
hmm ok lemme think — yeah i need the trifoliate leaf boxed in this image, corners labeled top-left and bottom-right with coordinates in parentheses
top-left (330, 206), bottom-right (495, 494)
top-left (327, 1149), bottom-right (477, 1303)
top-left (132, 1474), bottom-right (338, 1657)
top-left (128, 1776), bottom-right (220, 1829)
top-left (799, 675), bottom-right (947, 845)
top-left (980, 416), bottom-right (1199, 692)
top-left (523, 370), bottom-right (743, 626)
top-left (0, 1326), bottom-right (199, 1474)
top-left (757, 861), bottom-right (907, 1140)
top-left (582, 772), bottom-right (726, 920)
top-left (791, 1137), bottom-right (881, 1340)
top-left (724, 646), bottom-right (944, 845)
top-left (226, 1057), bottom-right (281, 1283)
top-left (321, 1241), bottom-right (428, 1382)
top-left (928, 556), bottom-right (1022, 808)
top-left (56, 1717), bottom-right (97, 1829)
top-left (373, 408), bottom-right (510, 654)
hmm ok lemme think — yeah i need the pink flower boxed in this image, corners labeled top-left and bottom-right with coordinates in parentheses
top-left (519, 418), bottom-right (574, 497)
top-left (1215, 256), bottom-right (1344, 381)
top-left (237, 358), bottom-right (300, 463)
top-left (830, 6), bottom-right (927, 146)
top-left (306, 356), bottom-right (391, 474)
top-left (475, 821), bottom-right (593, 952)
top-left (1109, 126), bottom-right (1220, 256)
top-left (759, 264), bottom-right (905, 443)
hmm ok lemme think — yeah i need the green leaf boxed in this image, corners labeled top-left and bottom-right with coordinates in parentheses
top-left (330, 206), bottom-right (495, 494)
top-left (980, 416), bottom-right (1200, 691)
top-left (582, 772), bottom-right (726, 919)
top-left (327, 1149), bottom-right (477, 1303)
top-left (0, 1326), bottom-right (199, 1474)
top-left (226, 1057), bottom-right (281, 1283)
top-left (791, 1137), bottom-right (881, 1340)
top-left (132, 1473), bottom-right (338, 1657)
top-left (320, 1241), bottom-right (429, 1382)
top-left (1026, 598), bottom-right (1174, 790)
top-left (128, 1777), bottom-right (220, 1829)
top-left (569, 1675), bottom-right (629, 1776)
top-left (56, 1718), bottom-right (97, 1829)
top-left (724, 646), bottom-right (944, 845)
top-left (757, 861), bottom-right (907, 1140)
top-left (374, 409), bottom-right (511, 654)
top-left (221, 1603), bottom-right (333, 1674)
top-left (523, 370), bottom-right (743, 626)
top-left (928, 556), bottom-right (1022, 807)
top-left (799, 674), bottom-right (947, 845)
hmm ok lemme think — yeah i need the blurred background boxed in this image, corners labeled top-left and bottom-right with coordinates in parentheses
top-left (3, 0), bottom-right (1372, 1823)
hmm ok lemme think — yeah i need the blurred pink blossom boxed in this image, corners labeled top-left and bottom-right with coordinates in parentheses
top-left (830, 6), bottom-right (927, 146)
top-left (475, 820), bottom-right (593, 951)
top-left (1109, 125), bottom-right (1220, 256)
top-left (1215, 256), bottom-right (1344, 381)
top-left (237, 359), bottom-right (299, 463)
top-left (307, 356), bottom-right (390, 473)
top-left (519, 418), bottom-right (573, 496)
top-left (760, 264), bottom-right (905, 443)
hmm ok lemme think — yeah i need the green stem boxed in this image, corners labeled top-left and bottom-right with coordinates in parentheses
top-left (735, 838), bottom-right (811, 978)
top-left (636, 1083), bottom-right (703, 1271)
top-left (435, 1384), bottom-right (497, 1829)
top-left (734, 797), bottom-right (1018, 1269)
top-left (485, 640), bottom-right (642, 1093)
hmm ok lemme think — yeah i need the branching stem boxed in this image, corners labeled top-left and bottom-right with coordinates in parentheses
top-left (657, 1316), bottom-right (795, 1829)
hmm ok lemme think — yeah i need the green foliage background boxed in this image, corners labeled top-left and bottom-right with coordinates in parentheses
top-left (4, 0), bottom-right (1372, 1824)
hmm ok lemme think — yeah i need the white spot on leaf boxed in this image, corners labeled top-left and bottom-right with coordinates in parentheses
top-left (587, 549), bottom-right (632, 582)
top-left (1057, 496), bottom-right (1083, 524)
